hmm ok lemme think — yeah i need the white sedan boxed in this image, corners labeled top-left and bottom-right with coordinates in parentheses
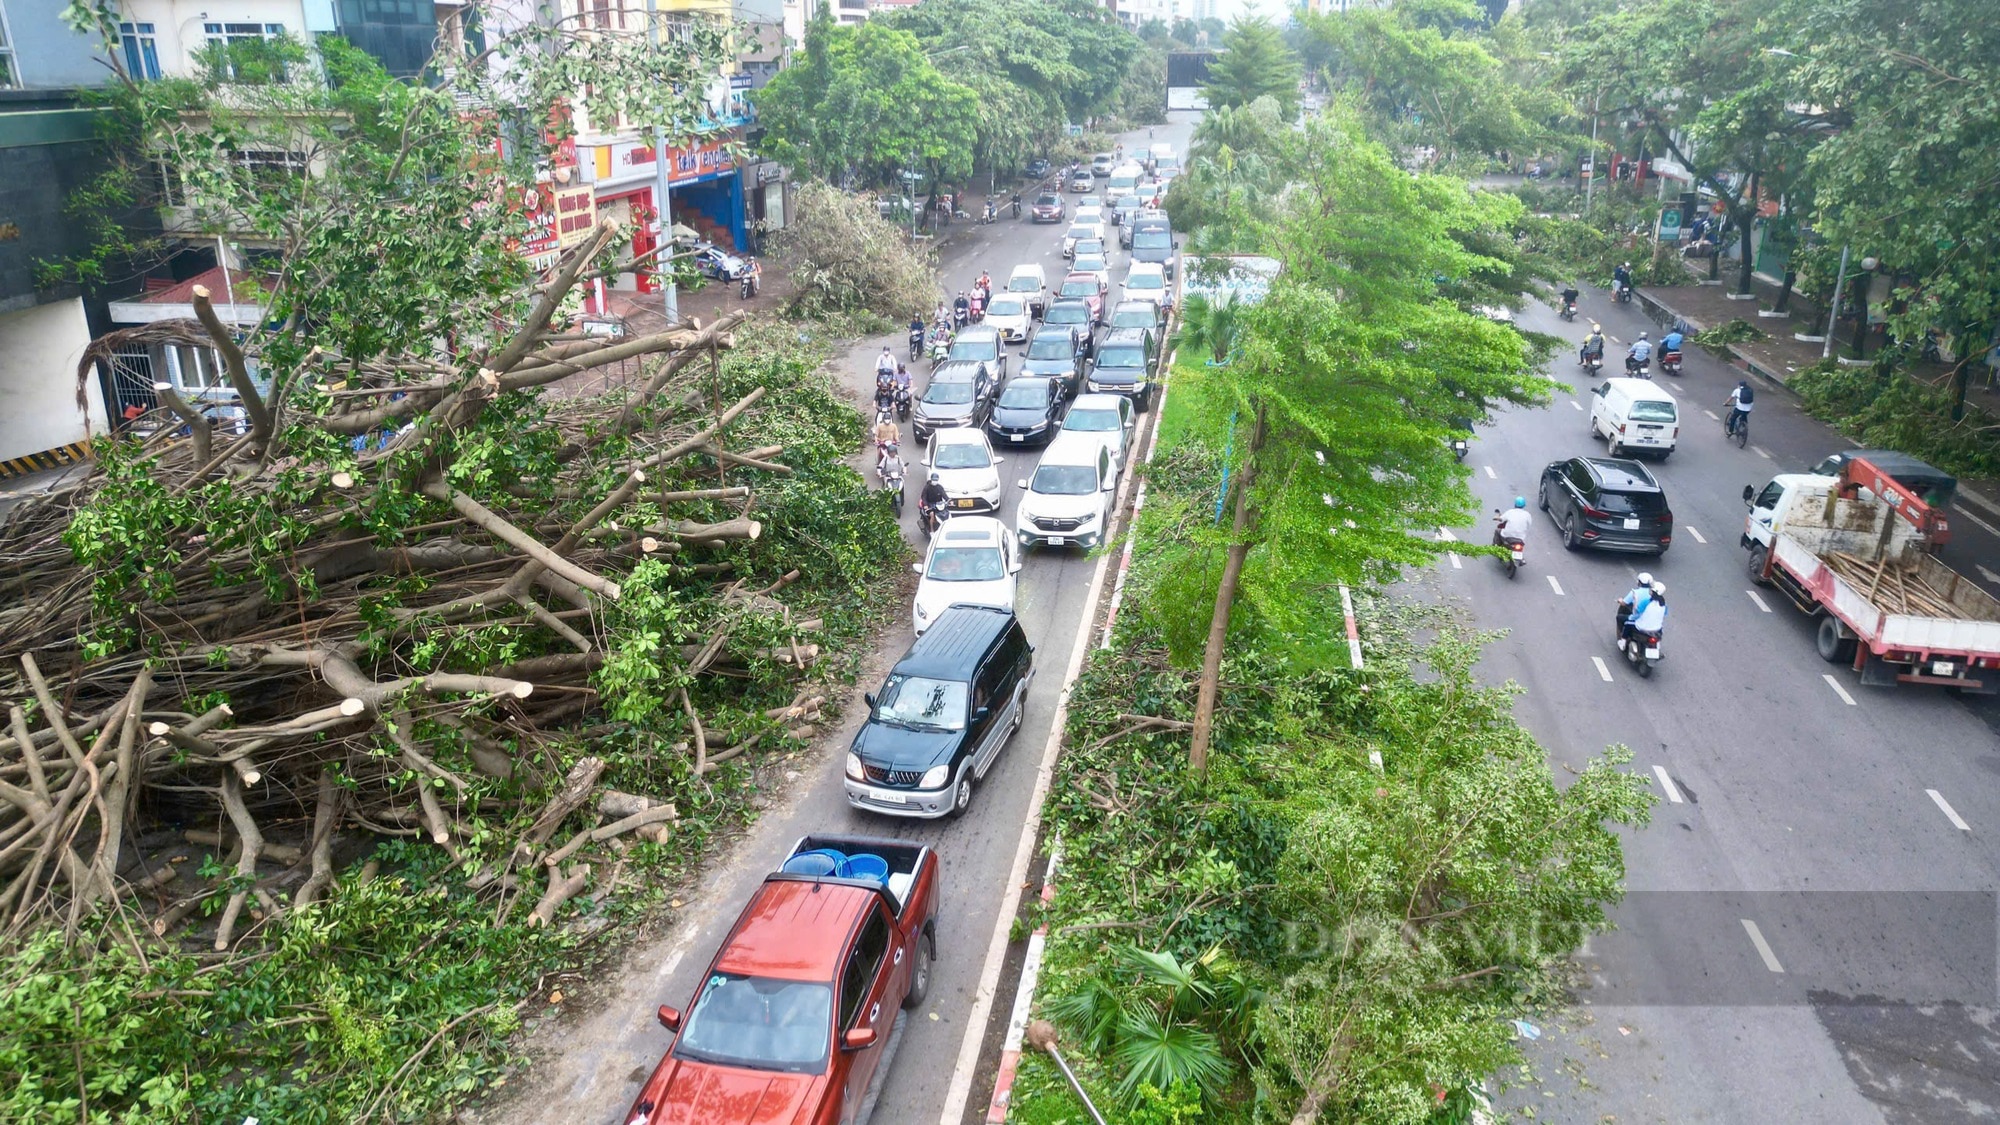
top-left (910, 517), bottom-right (1020, 634)
top-left (984, 293), bottom-right (1034, 344)
top-left (925, 428), bottom-right (1006, 514)
top-left (1062, 221), bottom-right (1105, 259)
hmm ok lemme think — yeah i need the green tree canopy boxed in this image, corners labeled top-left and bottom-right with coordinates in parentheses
top-left (752, 11), bottom-right (980, 187)
top-left (1201, 17), bottom-right (1304, 118)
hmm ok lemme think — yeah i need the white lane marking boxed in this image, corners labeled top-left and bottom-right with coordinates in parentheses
top-left (1746, 589), bottom-right (1772, 613)
top-left (1753, 445), bottom-right (1773, 459)
top-left (1592, 656), bottom-right (1613, 682)
top-left (1686, 525), bottom-right (1707, 544)
top-left (1703, 408), bottom-right (1720, 421)
top-left (1437, 527), bottom-right (1457, 541)
top-left (1823, 674), bottom-right (1858, 706)
top-left (1653, 765), bottom-right (1685, 803)
top-left (1960, 507), bottom-right (2000, 537)
top-left (1741, 919), bottom-right (1786, 973)
top-left (1571, 400), bottom-right (1583, 411)
top-left (1927, 789), bottom-right (1971, 831)
top-left (1447, 552), bottom-right (1462, 569)
top-left (1484, 465), bottom-right (1497, 479)
top-left (1547, 574), bottom-right (1565, 596)
top-left (1980, 565), bottom-right (2000, 586)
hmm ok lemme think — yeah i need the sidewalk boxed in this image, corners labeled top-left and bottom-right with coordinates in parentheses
top-left (1630, 265), bottom-right (2000, 514)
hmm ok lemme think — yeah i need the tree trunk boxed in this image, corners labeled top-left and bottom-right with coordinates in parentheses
top-left (1188, 404), bottom-right (1266, 774)
top-left (1734, 210), bottom-right (1757, 297)
top-left (1774, 268), bottom-right (1797, 314)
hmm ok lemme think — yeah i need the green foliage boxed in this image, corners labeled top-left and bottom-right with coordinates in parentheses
top-left (1173, 294), bottom-right (1245, 365)
top-left (1029, 603), bottom-right (1652, 1123)
top-left (755, 11), bottom-right (981, 186)
top-left (0, 871), bottom-right (570, 1125)
top-left (1688, 319), bottom-right (1764, 349)
top-left (773, 181), bottom-right (940, 320)
top-left (1789, 360), bottom-right (2000, 478)
top-left (1201, 17), bottom-right (1304, 119)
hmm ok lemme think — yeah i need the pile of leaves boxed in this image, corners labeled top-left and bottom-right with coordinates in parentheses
top-left (1689, 318), bottom-right (1766, 348)
top-left (1790, 359), bottom-right (2000, 477)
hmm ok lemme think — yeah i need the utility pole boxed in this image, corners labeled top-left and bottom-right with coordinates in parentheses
top-left (1821, 245), bottom-right (1849, 360)
top-left (1584, 90), bottom-right (1602, 213)
top-left (647, 0), bottom-right (679, 325)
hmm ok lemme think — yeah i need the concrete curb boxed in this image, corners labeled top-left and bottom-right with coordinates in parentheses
top-left (982, 842), bottom-right (1062, 1122)
top-left (1632, 288), bottom-right (2000, 519)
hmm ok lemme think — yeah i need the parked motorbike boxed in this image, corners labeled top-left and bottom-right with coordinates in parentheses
top-left (1659, 349), bottom-right (1683, 377)
top-left (1614, 607), bottom-right (1662, 677)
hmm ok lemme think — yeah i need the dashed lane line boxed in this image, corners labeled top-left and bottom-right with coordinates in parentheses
top-left (1752, 445), bottom-right (1773, 459)
top-left (1823, 673), bottom-right (1858, 706)
top-left (1960, 507), bottom-right (2000, 538)
top-left (1746, 589), bottom-right (1772, 613)
top-left (1979, 565), bottom-right (2000, 587)
top-left (1653, 765), bottom-right (1685, 803)
top-left (1484, 465), bottom-right (1497, 479)
top-left (1547, 574), bottom-right (1565, 596)
top-left (1571, 400), bottom-right (1583, 411)
top-left (1703, 408), bottom-right (1720, 421)
top-left (1927, 789), bottom-right (1971, 831)
top-left (1685, 526), bottom-right (1707, 544)
top-left (1741, 919), bottom-right (1786, 973)
top-left (1592, 656), bottom-right (1613, 682)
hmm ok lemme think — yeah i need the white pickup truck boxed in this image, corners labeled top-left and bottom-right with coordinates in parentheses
top-left (1743, 461), bottom-right (2000, 693)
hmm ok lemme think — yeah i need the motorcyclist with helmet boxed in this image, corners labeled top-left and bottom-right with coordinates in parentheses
top-left (919, 471), bottom-right (951, 532)
top-left (1493, 496), bottom-right (1533, 550)
top-left (1580, 323), bottom-right (1607, 366)
top-left (1626, 331), bottom-right (1653, 375)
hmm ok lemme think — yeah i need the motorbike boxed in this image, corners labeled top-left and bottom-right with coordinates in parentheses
top-left (908, 326), bottom-right (925, 361)
top-left (1624, 354), bottom-right (1652, 379)
top-left (1559, 299), bottom-right (1577, 322)
top-left (968, 294), bottom-right (985, 323)
top-left (982, 200), bottom-right (998, 225)
top-left (952, 304), bottom-right (970, 331)
top-left (1493, 514), bottom-right (1526, 579)
top-left (739, 261), bottom-right (760, 299)
top-left (1449, 435), bottom-right (1469, 462)
top-left (928, 327), bottom-right (953, 367)
top-left (1659, 349), bottom-right (1683, 377)
top-left (894, 384), bottom-right (912, 423)
top-left (1580, 350), bottom-right (1604, 374)
top-left (879, 465), bottom-right (906, 516)
top-left (1614, 281), bottom-right (1633, 304)
top-left (1011, 195), bottom-right (1023, 220)
top-left (1614, 607), bottom-right (1662, 677)
top-left (918, 497), bottom-right (948, 537)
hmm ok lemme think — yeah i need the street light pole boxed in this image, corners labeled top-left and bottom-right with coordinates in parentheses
top-left (1821, 245), bottom-right (1850, 360)
top-left (1584, 90), bottom-right (1602, 213)
top-left (648, 0), bottom-right (679, 325)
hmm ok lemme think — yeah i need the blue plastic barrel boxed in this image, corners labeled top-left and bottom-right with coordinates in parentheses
top-left (782, 849), bottom-right (844, 876)
top-left (838, 853), bottom-right (890, 884)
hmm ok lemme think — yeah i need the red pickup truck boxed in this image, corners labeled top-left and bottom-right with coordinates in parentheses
top-left (623, 835), bottom-right (941, 1125)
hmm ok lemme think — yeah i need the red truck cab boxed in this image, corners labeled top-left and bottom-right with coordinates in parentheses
top-left (624, 836), bottom-right (940, 1125)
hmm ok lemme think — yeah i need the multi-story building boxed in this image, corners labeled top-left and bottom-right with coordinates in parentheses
top-left (0, 0), bottom-right (122, 477)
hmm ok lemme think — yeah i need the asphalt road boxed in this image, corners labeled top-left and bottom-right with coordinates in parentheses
top-left (1449, 289), bottom-right (2000, 1121)
top-left (480, 114), bottom-right (1197, 1125)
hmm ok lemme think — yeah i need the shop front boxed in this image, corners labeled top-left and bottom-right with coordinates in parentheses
top-left (583, 134), bottom-right (747, 297)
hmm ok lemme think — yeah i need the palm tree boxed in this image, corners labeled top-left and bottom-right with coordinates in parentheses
top-left (1174, 293), bottom-right (1244, 365)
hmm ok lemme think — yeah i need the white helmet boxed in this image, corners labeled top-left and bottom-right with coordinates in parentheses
top-left (1650, 580), bottom-right (1665, 596)
top-left (1635, 572), bottom-right (1653, 587)
top-left (1639, 331), bottom-right (1649, 340)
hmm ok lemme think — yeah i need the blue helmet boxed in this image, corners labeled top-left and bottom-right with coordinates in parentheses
top-left (1514, 496), bottom-right (1527, 509)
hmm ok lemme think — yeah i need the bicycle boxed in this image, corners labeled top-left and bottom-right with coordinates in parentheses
top-left (1724, 408), bottom-right (1749, 448)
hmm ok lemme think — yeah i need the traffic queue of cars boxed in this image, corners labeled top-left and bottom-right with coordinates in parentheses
top-left (621, 141), bottom-right (1179, 1125)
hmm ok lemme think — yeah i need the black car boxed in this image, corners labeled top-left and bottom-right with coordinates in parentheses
top-left (1025, 158), bottom-right (1052, 179)
top-left (1041, 300), bottom-right (1097, 361)
top-left (1128, 221), bottom-right (1176, 277)
top-left (986, 376), bottom-right (1069, 448)
top-left (913, 359), bottom-right (997, 442)
top-left (1020, 325), bottom-right (1088, 394)
top-left (1539, 456), bottom-right (1674, 555)
top-left (1085, 326), bottom-right (1159, 412)
top-left (844, 606), bottom-right (1034, 819)
top-left (1030, 193), bottom-right (1066, 224)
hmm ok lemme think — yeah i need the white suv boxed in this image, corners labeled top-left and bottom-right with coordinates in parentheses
top-left (926, 428), bottom-right (1006, 514)
top-left (911, 517), bottom-right (1020, 635)
top-left (1016, 432), bottom-right (1118, 550)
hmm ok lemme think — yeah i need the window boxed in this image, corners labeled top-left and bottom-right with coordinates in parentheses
top-left (119, 23), bottom-right (161, 80)
top-left (174, 345), bottom-right (225, 391)
top-left (838, 909), bottom-right (891, 1029)
top-left (203, 22), bottom-right (289, 82)
top-left (0, 1), bottom-right (16, 89)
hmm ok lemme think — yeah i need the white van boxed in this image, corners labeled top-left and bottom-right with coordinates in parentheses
top-left (1588, 378), bottom-right (1680, 458)
top-left (1015, 432), bottom-right (1118, 550)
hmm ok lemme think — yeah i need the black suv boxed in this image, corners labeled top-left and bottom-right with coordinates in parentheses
top-left (1539, 456), bottom-right (1674, 555)
top-left (1086, 327), bottom-right (1159, 412)
top-left (913, 359), bottom-right (997, 442)
top-left (1020, 325), bottom-right (1088, 395)
top-left (844, 606), bottom-right (1034, 818)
